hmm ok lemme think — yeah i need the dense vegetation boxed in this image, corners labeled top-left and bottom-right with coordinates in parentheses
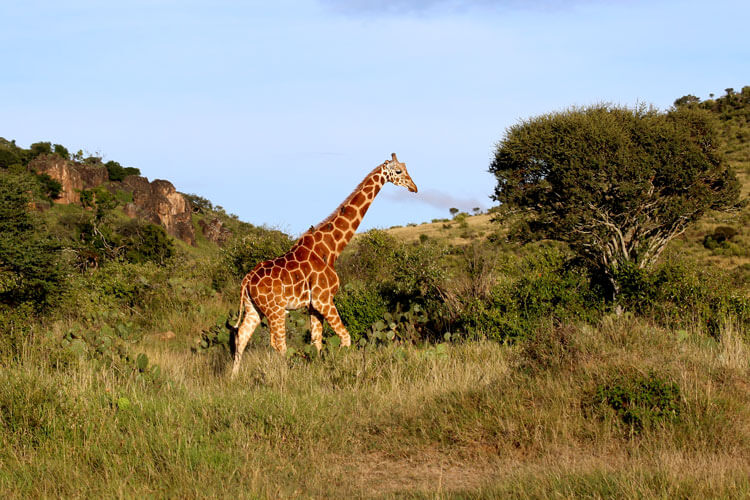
top-left (1, 87), bottom-right (749, 497)
top-left (489, 104), bottom-right (740, 301)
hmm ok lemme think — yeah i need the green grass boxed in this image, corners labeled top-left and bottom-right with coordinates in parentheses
top-left (2, 317), bottom-right (748, 498)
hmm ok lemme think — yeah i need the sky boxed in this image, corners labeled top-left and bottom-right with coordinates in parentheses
top-left (2, 0), bottom-right (749, 236)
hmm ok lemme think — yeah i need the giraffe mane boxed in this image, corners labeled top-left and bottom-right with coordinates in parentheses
top-left (307, 163), bottom-right (384, 234)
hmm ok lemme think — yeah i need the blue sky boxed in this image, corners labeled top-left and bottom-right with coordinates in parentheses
top-left (2, 0), bottom-right (749, 235)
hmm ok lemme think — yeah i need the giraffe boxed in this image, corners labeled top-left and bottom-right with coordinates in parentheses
top-left (230, 153), bottom-right (418, 377)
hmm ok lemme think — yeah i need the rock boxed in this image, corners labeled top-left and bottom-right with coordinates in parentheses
top-left (29, 155), bottom-right (196, 246)
top-left (29, 154), bottom-right (107, 204)
top-left (159, 331), bottom-right (176, 341)
top-left (198, 217), bottom-right (233, 245)
top-left (121, 176), bottom-right (196, 245)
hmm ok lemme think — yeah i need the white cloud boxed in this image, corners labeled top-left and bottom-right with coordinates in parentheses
top-left (383, 187), bottom-right (488, 212)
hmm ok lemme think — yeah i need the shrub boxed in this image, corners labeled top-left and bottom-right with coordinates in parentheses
top-left (333, 283), bottom-right (389, 340)
top-left (337, 230), bottom-right (399, 285)
top-left (0, 141), bottom-right (24, 169)
top-left (590, 371), bottom-right (681, 433)
top-left (518, 322), bottom-right (580, 372)
top-left (118, 220), bottom-right (174, 265)
top-left (616, 255), bottom-right (750, 336)
top-left (183, 193), bottom-right (214, 213)
top-left (70, 214), bottom-right (174, 267)
top-left (703, 226), bottom-right (739, 250)
top-left (104, 161), bottom-right (140, 181)
top-left (214, 227), bottom-right (294, 289)
top-left (35, 172), bottom-right (62, 200)
top-left (453, 244), bottom-right (604, 341)
top-left (28, 141), bottom-right (53, 159)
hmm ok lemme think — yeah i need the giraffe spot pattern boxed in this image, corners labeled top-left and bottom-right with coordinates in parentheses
top-left (232, 157), bottom-right (411, 371)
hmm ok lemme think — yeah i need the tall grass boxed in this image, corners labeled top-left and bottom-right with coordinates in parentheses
top-left (1, 316), bottom-right (748, 498)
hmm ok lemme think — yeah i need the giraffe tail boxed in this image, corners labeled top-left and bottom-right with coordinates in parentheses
top-left (232, 285), bottom-right (246, 329)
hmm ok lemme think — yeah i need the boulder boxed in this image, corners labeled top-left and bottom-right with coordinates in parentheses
top-left (121, 176), bottom-right (196, 245)
top-left (198, 217), bottom-right (233, 246)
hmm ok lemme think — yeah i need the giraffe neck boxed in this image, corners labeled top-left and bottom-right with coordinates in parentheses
top-left (305, 165), bottom-right (386, 264)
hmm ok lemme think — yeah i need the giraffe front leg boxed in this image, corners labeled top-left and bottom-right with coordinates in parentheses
top-left (310, 310), bottom-right (323, 352)
top-left (232, 302), bottom-right (261, 378)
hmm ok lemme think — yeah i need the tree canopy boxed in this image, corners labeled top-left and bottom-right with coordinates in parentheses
top-left (489, 104), bottom-right (740, 298)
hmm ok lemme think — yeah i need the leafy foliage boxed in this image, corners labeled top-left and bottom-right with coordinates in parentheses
top-left (104, 161), bottom-right (140, 181)
top-left (0, 173), bottom-right (67, 309)
top-left (490, 104), bottom-right (741, 299)
top-left (34, 173), bottom-right (62, 200)
top-left (615, 255), bottom-right (750, 336)
top-left (215, 227), bottom-right (294, 288)
top-left (0, 138), bottom-right (26, 168)
top-left (183, 193), bottom-right (214, 213)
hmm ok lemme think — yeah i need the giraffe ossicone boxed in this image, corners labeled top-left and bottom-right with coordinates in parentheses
top-left (230, 153), bottom-right (418, 377)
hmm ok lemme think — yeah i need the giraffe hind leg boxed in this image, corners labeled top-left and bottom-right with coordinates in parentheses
top-left (310, 309), bottom-right (323, 352)
top-left (313, 300), bottom-right (351, 348)
top-left (266, 309), bottom-right (288, 355)
top-left (231, 300), bottom-right (261, 378)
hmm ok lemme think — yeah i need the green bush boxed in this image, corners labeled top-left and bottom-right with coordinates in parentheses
top-left (591, 371), bottom-right (681, 433)
top-left (183, 193), bottom-right (214, 213)
top-left (616, 255), bottom-right (750, 335)
top-left (34, 173), bottom-right (62, 200)
top-left (333, 283), bottom-right (389, 340)
top-left (518, 322), bottom-right (580, 372)
top-left (0, 140), bottom-right (25, 168)
top-left (337, 229), bottom-right (399, 285)
top-left (214, 228), bottom-right (294, 289)
top-left (104, 161), bottom-right (141, 181)
top-left (118, 220), bottom-right (174, 265)
top-left (454, 245), bottom-right (604, 341)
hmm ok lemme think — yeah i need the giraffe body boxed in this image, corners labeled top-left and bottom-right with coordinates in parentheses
top-left (231, 153), bottom-right (417, 377)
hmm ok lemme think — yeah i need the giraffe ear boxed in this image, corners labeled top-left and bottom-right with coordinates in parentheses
top-left (391, 153), bottom-right (398, 162)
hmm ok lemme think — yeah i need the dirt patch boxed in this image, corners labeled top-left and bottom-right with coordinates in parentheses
top-left (348, 450), bottom-right (502, 496)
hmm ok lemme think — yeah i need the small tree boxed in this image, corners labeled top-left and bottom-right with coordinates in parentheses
top-left (489, 104), bottom-right (740, 300)
top-left (449, 207), bottom-right (459, 217)
top-left (0, 173), bottom-right (67, 308)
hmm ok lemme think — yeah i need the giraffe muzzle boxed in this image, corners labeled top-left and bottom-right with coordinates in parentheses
top-left (407, 181), bottom-right (418, 193)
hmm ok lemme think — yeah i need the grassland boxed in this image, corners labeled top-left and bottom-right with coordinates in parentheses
top-left (2, 316), bottom-right (749, 498)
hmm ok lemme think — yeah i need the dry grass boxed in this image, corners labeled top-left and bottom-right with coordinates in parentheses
top-left (2, 317), bottom-right (749, 498)
top-left (375, 214), bottom-right (497, 246)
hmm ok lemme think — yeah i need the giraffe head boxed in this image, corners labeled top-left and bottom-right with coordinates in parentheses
top-left (382, 153), bottom-right (418, 193)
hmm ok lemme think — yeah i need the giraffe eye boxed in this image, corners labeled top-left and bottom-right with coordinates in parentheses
top-left (395, 169), bottom-right (402, 174)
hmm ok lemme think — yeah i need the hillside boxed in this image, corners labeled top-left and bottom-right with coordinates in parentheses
top-left (1, 87), bottom-right (749, 498)
top-left (382, 87), bottom-right (750, 278)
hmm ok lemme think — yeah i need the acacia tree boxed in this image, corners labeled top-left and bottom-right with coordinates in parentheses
top-left (489, 104), bottom-right (740, 300)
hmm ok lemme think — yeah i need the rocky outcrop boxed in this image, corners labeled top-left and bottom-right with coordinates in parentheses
top-left (29, 154), bottom-right (108, 204)
top-left (198, 217), bottom-right (232, 246)
top-left (122, 176), bottom-right (196, 246)
top-left (29, 154), bottom-right (196, 246)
